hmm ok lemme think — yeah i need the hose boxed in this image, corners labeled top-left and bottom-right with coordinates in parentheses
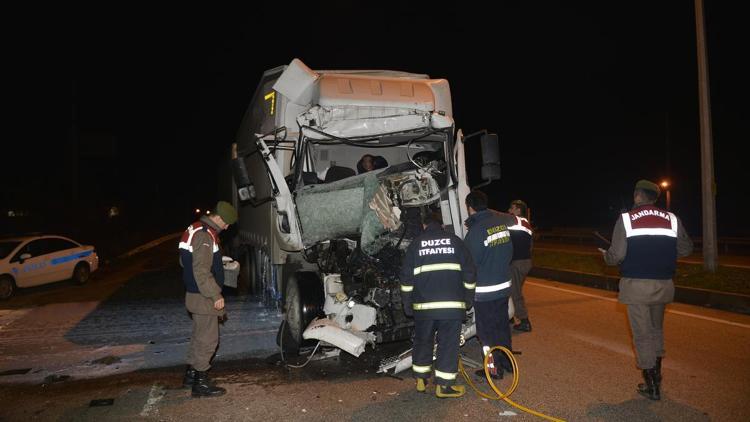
top-left (285, 341), bottom-right (321, 369)
top-left (459, 346), bottom-right (565, 422)
top-left (278, 319), bottom-right (322, 369)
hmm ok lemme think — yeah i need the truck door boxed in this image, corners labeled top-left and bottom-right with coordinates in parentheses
top-left (233, 67), bottom-right (303, 252)
top-left (449, 129), bottom-right (471, 238)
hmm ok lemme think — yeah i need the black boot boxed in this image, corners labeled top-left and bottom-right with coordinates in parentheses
top-left (637, 368), bottom-right (660, 400)
top-left (191, 371), bottom-right (226, 398)
top-left (513, 318), bottom-right (532, 332)
top-left (475, 368), bottom-right (503, 380)
top-left (182, 366), bottom-right (197, 388)
top-left (654, 357), bottom-right (662, 386)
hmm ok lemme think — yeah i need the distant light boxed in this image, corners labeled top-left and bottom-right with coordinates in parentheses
top-left (7, 210), bottom-right (28, 217)
top-left (205, 210), bottom-right (210, 214)
top-left (195, 208), bottom-right (201, 213)
top-left (660, 181), bottom-right (669, 188)
top-left (108, 206), bottom-right (120, 218)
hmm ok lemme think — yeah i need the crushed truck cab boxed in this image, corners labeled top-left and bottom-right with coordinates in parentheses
top-left (228, 59), bottom-right (500, 365)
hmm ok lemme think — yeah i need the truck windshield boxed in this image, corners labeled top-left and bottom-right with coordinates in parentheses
top-left (299, 131), bottom-right (450, 185)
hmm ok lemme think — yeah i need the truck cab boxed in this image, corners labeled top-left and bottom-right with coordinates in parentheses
top-left (230, 59), bottom-right (500, 358)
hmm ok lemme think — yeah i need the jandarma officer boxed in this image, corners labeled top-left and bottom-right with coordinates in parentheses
top-left (601, 180), bottom-right (692, 400)
top-left (179, 201), bottom-right (238, 398)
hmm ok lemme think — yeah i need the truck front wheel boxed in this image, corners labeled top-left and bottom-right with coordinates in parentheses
top-left (278, 271), bottom-right (324, 355)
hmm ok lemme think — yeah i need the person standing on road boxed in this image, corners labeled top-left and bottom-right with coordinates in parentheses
top-left (464, 191), bottom-right (517, 380)
top-left (400, 210), bottom-right (476, 398)
top-left (508, 200), bottom-right (533, 332)
top-left (601, 180), bottom-right (692, 401)
top-left (178, 200), bottom-right (238, 398)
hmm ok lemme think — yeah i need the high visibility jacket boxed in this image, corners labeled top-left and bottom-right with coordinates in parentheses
top-left (619, 205), bottom-right (679, 279)
top-left (400, 222), bottom-right (476, 320)
top-left (464, 209), bottom-right (516, 302)
top-left (508, 216), bottom-right (533, 261)
top-left (179, 220), bottom-right (224, 293)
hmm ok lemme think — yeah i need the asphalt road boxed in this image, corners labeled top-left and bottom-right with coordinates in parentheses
top-left (1, 241), bottom-right (749, 421)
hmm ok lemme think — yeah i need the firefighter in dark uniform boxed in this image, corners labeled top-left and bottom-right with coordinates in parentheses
top-left (178, 201), bottom-right (238, 398)
top-left (602, 180), bottom-right (692, 400)
top-left (464, 191), bottom-right (517, 380)
top-left (400, 211), bottom-right (476, 398)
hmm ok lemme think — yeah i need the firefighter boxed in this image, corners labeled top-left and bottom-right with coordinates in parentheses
top-left (179, 200), bottom-right (238, 398)
top-left (464, 191), bottom-right (517, 380)
top-left (400, 210), bottom-right (476, 398)
top-left (602, 180), bottom-right (692, 400)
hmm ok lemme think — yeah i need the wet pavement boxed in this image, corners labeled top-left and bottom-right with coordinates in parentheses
top-left (1, 240), bottom-right (749, 421)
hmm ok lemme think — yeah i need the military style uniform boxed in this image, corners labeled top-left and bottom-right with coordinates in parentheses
top-left (464, 209), bottom-right (517, 375)
top-left (179, 216), bottom-right (227, 372)
top-left (605, 204), bottom-right (692, 369)
top-left (400, 221), bottom-right (476, 388)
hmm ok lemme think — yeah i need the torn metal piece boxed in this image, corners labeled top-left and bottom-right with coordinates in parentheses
top-left (369, 184), bottom-right (401, 231)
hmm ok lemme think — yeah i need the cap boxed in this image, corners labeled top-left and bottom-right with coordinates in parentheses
top-left (510, 199), bottom-right (527, 209)
top-left (214, 201), bottom-right (238, 225)
top-left (635, 180), bottom-right (661, 196)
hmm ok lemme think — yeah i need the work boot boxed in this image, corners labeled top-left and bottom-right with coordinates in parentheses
top-left (475, 368), bottom-right (503, 380)
top-left (191, 371), bottom-right (226, 398)
top-left (654, 357), bottom-right (662, 386)
top-left (416, 378), bottom-right (427, 392)
top-left (513, 318), bottom-right (532, 332)
top-left (637, 368), bottom-right (660, 401)
top-left (182, 366), bottom-right (197, 388)
top-left (436, 384), bottom-right (465, 398)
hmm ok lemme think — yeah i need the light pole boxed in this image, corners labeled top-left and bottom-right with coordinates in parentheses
top-left (660, 181), bottom-right (671, 211)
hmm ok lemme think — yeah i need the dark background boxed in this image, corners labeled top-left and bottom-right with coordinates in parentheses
top-left (3, 2), bottom-right (748, 256)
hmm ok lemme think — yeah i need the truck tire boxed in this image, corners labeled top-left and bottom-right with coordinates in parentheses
top-left (236, 246), bottom-right (253, 295)
top-left (277, 271), bottom-right (324, 354)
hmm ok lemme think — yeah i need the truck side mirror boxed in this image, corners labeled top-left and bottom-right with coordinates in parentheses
top-left (480, 133), bottom-right (501, 181)
top-left (231, 157), bottom-right (257, 201)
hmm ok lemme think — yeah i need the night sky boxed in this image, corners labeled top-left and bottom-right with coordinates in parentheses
top-left (6, 2), bottom-right (748, 237)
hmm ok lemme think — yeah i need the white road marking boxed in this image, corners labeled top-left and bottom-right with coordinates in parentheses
top-left (527, 280), bottom-right (750, 329)
top-left (140, 384), bottom-right (165, 417)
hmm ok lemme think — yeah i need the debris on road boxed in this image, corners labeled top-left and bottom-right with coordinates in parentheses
top-left (92, 355), bottom-right (122, 365)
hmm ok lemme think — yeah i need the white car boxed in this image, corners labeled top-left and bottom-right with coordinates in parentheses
top-left (0, 235), bottom-right (99, 299)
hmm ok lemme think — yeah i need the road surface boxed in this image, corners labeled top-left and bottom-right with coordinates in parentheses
top-left (1, 241), bottom-right (748, 421)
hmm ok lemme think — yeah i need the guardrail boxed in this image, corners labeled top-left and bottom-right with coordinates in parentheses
top-left (535, 229), bottom-right (750, 254)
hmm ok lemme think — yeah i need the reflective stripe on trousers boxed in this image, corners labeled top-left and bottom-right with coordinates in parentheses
top-left (435, 369), bottom-right (457, 380)
top-left (412, 364), bottom-right (432, 373)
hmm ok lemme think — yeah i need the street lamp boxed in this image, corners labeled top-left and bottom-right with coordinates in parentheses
top-left (660, 181), bottom-right (671, 211)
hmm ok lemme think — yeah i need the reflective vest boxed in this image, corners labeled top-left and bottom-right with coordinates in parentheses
top-left (508, 216), bottom-right (533, 261)
top-left (179, 221), bottom-right (224, 293)
top-left (619, 205), bottom-right (678, 279)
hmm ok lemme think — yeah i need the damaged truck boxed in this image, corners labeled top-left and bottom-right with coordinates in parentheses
top-left (227, 59), bottom-right (501, 364)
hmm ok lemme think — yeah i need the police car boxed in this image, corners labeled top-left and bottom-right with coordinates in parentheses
top-left (0, 235), bottom-right (99, 299)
